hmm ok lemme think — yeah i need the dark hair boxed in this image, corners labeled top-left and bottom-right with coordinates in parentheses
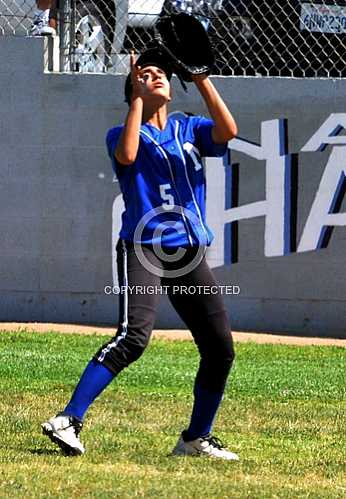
top-left (124, 48), bottom-right (173, 104)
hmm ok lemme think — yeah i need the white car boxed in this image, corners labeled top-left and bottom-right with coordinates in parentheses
top-left (74, 0), bottom-right (166, 72)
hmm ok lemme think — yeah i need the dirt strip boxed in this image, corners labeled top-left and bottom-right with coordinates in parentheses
top-left (0, 322), bottom-right (345, 347)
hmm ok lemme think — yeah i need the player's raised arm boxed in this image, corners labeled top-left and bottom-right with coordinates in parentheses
top-left (114, 52), bottom-right (145, 165)
top-left (191, 74), bottom-right (238, 144)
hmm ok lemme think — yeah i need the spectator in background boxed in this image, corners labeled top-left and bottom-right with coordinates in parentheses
top-left (49, 0), bottom-right (59, 33)
top-left (76, 0), bottom-right (116, 68)
top-left (30, 0), bottom-right (58, 36)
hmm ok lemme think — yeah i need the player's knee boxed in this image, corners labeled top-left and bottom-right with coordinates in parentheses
top-left (126, 339), bottom-right (148, 364)
top-left (118, 330), bottom-right (151, 366)
top-left (95, 328), bottom-right (151, 371)
top-left (204, 334), bottom-right (235, 365)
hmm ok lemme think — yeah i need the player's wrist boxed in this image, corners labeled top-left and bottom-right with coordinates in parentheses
top-left (192, 74), bottom-right (211, 93)
top-left (191, 73), bottom-right (208, 83)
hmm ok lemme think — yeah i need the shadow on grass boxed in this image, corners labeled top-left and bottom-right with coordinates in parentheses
top-left (29, 447), bottom-right (65, 456)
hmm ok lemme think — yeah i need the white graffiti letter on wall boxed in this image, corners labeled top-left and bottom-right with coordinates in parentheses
top-left (298, 146), bottom-right (346, 251)
top-left (225, 119), bottom-right (294, 258)
top-left (301, 113), bottom-right (346, 151)
top-left (298, 113), bottom-right (346, 252)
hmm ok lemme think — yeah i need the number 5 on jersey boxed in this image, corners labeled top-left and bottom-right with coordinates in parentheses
top-left (160, 184), bottom-right (175, 210)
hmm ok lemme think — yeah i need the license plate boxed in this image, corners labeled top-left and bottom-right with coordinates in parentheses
top-left (300, 3), bottom-right (346, 33)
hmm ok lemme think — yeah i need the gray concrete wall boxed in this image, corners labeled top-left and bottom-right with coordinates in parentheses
top-left (1, 36), bottom-right (345, 337)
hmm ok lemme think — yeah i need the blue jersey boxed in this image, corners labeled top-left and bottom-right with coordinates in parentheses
top-left (106, 114), bottom-right (227, 247)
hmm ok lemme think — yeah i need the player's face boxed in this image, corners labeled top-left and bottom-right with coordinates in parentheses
top-left (138, 66), bottom-right (171, 103)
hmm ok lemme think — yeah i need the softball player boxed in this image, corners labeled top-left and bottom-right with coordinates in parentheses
top-left (42, 48), bottom-right (239, 460)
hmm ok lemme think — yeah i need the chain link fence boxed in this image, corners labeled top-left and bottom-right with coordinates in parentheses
top-left (1, 0), bottom-right (346, 77)
top-left (0, 0), bottom-right (35, 35)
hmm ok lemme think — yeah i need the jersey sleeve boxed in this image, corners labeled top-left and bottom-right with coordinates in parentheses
top-left (192, 116), bottom-right (228, 157)
top-left (106, 125), bottom-right (125, 177)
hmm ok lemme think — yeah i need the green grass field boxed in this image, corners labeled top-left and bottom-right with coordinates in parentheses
top-left (0, 330), bottom-right (345, 498)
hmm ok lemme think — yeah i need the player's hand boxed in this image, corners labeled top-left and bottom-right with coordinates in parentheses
top-left (130, 51), bottom-right (147, 101)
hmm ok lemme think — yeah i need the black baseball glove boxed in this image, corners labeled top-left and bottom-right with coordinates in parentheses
top-left (153, 13), bottom-right (215, 86)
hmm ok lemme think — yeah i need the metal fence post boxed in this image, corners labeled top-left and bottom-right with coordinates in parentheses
top-left (59, 0), bottom-right (71, 72)
top-left (69, 0), bottom-right (79, 72)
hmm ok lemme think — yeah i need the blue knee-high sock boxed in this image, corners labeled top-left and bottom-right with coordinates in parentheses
top-left (183, 384), bottom-right (224, 442)
top-left (63, 359), bottom-right (115, 421)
